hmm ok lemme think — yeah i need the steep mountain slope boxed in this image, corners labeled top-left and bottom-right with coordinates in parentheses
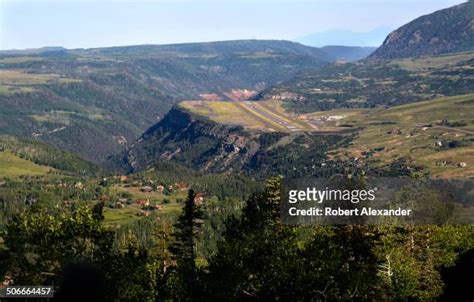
top-left (370, 1), bottom-right (474, 59)
top-left (0, 40), bottom-right (329, 162)
top-left (320, 46), bottom-right (376, 62)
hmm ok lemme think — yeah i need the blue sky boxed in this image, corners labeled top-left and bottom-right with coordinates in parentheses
top-left (0, 0), bottom-right (466, 50)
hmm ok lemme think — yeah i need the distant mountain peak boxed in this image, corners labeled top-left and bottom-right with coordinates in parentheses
top-left (319, 46), bottom-right (377, 62)
top-left (295, 27), bottom-right (392, 48)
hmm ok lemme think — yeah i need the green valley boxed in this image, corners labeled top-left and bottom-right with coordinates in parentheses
top-left (1, 1), bottom-right (473, 301)
top-left (0, 40), bottom-right (330, 163)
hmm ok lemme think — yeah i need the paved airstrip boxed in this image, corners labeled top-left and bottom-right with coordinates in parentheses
top-left (179, 99), bottom-right (349, 133)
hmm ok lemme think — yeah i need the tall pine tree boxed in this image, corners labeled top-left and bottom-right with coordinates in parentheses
top-left (168, 189), bottom-right (204, 300)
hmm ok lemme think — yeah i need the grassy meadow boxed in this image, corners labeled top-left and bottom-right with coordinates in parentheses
top-left (335, 94), bottom-right (474, 178)
top-left (0, 151), bottom-right (52, 177)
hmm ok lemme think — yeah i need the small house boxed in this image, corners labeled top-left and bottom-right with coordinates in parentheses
top-left (175, 182), bottom-right (190, 191)
top-left (135, 199), bottom-right (150, 206)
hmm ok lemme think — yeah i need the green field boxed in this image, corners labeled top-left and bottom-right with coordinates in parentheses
top-left (103, 207), bottom-right (143, 227)
top-left (390, 51), bottom-right (474, 71)
top-left (0, 70), bottom-right (81, 95)
top-left (0, 151), bottom-right (52, 177)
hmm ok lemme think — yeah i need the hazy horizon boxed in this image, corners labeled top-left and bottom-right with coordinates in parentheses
top-left (0, 0), bottom-right (466, 50)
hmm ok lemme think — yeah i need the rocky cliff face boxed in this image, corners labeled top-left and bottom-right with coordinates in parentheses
top-left (118, 106), bottom-right (260, 173)
top-left (370, 1), bottom-right (474, 59)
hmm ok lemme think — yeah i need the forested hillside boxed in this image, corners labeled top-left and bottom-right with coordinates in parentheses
top-left (254, 51), bottom-right (474, 112)
top-left (0, 40), bottom-right (329, 162)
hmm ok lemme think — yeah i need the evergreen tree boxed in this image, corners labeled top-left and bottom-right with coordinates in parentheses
top-left (205, 177), bottom-right (382, 301)
top-left (168, 189), bottom-right (204, 300)
top-left (92, 201), bottom-right (105, 222)
top-left (205, 177), bottom-right (303, 300)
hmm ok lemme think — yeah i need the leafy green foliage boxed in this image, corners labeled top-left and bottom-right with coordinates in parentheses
top-left (1, 207), bottom-right (114, 284)
top-left (201, 178), bottom-right (474, 301)
top-left (204, 178), bottom-right (380, 301)
top-left (0, 206), bottom-right (164, 301)
top-left (0, 176), bottom-right (472, 301)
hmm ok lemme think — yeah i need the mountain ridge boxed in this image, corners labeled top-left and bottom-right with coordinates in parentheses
top-left (1, 40), bottom-right (378, 62)
top-left (1, 39), bottom-right (331, 60)
top-left (370, 1), bottom-right (474, 59)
